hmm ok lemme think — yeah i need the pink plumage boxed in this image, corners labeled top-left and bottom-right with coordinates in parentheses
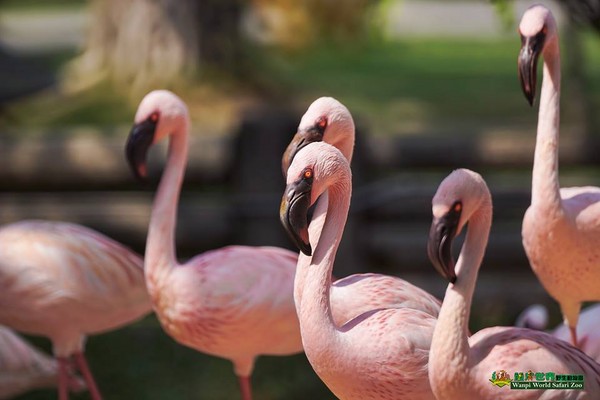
top-left (427, 168), bottom-right (600, 400)
top-left (281, 141), bottom-right (437, 400)
top-left (517, 303), bottom-right (600, 363)
top-left (0, 325), bottom-right (85, 399)
top-left (126, 90), bottom-right (303, 400)
top-left (518, 4), bottom-right (600, 347)
top-left (284, 97), bottom-right (441, 327)
top-left (0, 220), bottom-right (151, 399)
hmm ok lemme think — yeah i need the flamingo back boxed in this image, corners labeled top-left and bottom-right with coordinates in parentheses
top-left (0, 220), bottom-right (151, 347)
top-left (151, 245), bottom-right (302, 371)
top-left (469, 326), bottom-right (600, 399)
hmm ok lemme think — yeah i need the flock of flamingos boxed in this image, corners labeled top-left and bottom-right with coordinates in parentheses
top-left (2, 4), bottom-right (600, 400)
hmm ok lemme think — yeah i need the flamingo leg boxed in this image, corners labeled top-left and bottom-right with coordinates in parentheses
top-left (58, 357), bottom-right (70, 400)
top-left (74, 352), bottom-right (103, 400)
top-left (569, 326), bottom-right (578, 348)
top-left (238, 375), bottom-right (252, 400)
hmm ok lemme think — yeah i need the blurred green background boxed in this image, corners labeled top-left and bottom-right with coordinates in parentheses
top-left (1, 0), bottom-right (599, 399)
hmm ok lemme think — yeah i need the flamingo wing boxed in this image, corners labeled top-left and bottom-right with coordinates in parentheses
top-left (0, 221), bottom-right (151, 334)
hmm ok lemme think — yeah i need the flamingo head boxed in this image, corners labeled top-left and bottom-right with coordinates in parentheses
top-left (126, 90), bottom-right (189, 180)
top-left (427, 169), bottom-right (490, 284)
top-left (280, 142), bottom-right (350, 256)
top-left (518, 4), bottom-right (558, 106)
top-left (282, 97), bottom-right (354, 177)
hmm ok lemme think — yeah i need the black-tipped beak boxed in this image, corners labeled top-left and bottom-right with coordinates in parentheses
top-left (282, 128), bottom-right (323, 178)
top-left (518, 32), bottom-right (545, 106)
top-left (280, 179), bottom-right (313, 256)
top-left (427, 205), bottom-right (462, 284)
top-left (126, 119), bottom-right (157, 180)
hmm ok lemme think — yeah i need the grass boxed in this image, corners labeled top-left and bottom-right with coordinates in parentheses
top-left (17, 316), bottom-right (335, 400)
top-left (0, 0), bottom-right (84, 12)
top-left (255, 33), bottom-right (600, 136)
top-left (6, 32), bottom-right (600, 138)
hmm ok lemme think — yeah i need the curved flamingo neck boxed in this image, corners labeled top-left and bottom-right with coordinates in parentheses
top-left (294, 191), bottom-right (328, 312)
top-left (299, 176), bottom-right (351, 351)
top-left (294, 140), bottom-right (353, 313)
top-left (430, 200), bottom-right (492, 392)
top-left (532, 37), bottom-right (561, 213)
top-left (145, 119), bottom-right (190, 287)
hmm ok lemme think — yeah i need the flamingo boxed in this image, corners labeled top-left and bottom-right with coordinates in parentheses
top-left (426, 168), bottom-right (600, 399)
top-left (515, 304), bottom-right (550, 331)
top-left (518, 4), bottom-right (600, 347)
top-left (0, 220), bottom-right (152, 400)
top-left (0, 326), bottom-right (85, 399)
top-left (282, 96), bottom-right (440, 323)
top-left (126, 90), bottom-right (305, 400)
top-left (517, 303), bottom-right (600, 363)
top-left (280, 141), bottom-right (437, 400)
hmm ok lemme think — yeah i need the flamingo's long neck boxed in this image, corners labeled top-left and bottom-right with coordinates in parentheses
top-left (430, 199), bottom-right (492, 394)
top-left (299, 175), bottom-right (351, 355)
top-left (294, 138), bottom-right (353, 314)
top-left (294, 191), bottom-right (328, 312)
top-left (145, 119), bottom-right (190, 288)
top-left (532, 37), bottom-right (561, 212)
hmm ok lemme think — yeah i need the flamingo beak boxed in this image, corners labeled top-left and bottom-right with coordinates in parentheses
top-left (280, 178), bottom-right (313, 256)
top-left (518, 31), bottom-right (546, 106)
top-left (126, 118), bottom-right (157, 181)
top-left (427, 205), bottom-right (462, 284)
top-left (282, 128), bottom-right (323, 178)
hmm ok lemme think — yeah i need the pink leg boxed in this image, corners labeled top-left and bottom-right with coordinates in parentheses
top-left (57, 357), bottom-right (70, 400)
top-left (238, 375), bottom-right (252, 400)
top-left (74, 352), bottom-right (103, 400)
top-left (570, 326), bottom-right (579, 348)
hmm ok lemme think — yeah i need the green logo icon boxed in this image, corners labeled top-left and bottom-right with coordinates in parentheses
top-left (489, 370), bottom-right (512, 388)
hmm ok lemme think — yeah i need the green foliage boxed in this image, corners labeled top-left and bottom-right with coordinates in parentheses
top-left (490, 0), bottom-right (515, 32)
top-left (0, 0), bottom-right (84, 11)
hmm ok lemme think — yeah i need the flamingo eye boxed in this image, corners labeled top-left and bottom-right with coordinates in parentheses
top-left (149, 112), bottom-right (159, 123)
top-left (316, 116), bottom-right (327, 132)
top-left (453, 202), bottom-right (462, 213)
top-left (303, 169), bottom-right (313, 180)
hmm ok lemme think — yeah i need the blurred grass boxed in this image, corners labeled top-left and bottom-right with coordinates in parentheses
top-left (255, 32), bottom-right (600, 136)
top-left (17, 315), bottom-right (335, 400)
top-left (0, 0), bottom-right (84, 12)
top-left (6, 32), bottom-right (600, 137)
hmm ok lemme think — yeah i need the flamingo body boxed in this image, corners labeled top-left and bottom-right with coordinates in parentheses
top-left (284, 97), bottom-right (441, 328)
top-left (517, 303), bottom-right (600, 363)
top-left (127, 90), bottom-right (305, 399)
top-left (0, 326), bottom-right (85, 399)
top-left (518, 4), bottom-right (600, 345)
top-left (151, 245), bottom-right (302, 376)
top-left (280, 142), bottom-right (437, 400)
top-left (427, 168), bottom-right (600, 400)
top-left (0, 220), bottom-right (150, 355)
top-left (0, 220), bottom-right (151, 399)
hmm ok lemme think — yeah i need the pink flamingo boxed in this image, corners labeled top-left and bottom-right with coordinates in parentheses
top-left (0, 326), bottom-right (85, 399)
top-left (427, 168), bottom-right (600, 399)
top-left (0, 220), bottom-right (151, 400)
top-left (517, 303), bottom-right (600, 363)
top-left (280, 141), bottom-right (437, 400)
top-left (283, 97), bottom-right (440, 323)
top-left (518, 4), bottom-right (600, 347)
top-left (126, 90), bottom-right (304, 400)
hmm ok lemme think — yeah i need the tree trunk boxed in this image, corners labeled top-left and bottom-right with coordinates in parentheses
top-left (64, 0), bottom-right (200, 96)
